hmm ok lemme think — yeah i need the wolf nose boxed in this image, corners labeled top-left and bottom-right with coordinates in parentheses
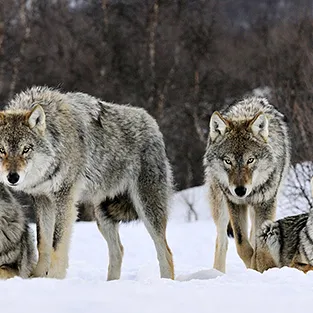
top-left (7, 172), bottom-right (20, 184)
top-left (234, 186), bottom-right (247, 197)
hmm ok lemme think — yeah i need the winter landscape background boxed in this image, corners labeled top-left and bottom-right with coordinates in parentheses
top-left (2, 181), bottom-right (313, 313)
top-left (1, 0), bottom-right (313, 192)
top-left (1, 0), bottom-right (313, 219)
top-left (1, 1), bottom-right (313, 311)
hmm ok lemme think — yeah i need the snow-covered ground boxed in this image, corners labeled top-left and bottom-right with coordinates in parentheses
top-left (1, 185), bottom-right (313, 313)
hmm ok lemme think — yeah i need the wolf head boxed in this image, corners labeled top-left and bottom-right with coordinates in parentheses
top-left (0, 105), bottom-right (54, 189)
top-left (206, 110), bottom-right (273, 200)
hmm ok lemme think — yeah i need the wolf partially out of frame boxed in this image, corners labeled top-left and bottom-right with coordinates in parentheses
top-left (0, 184), bottom-right (36, 279)
top-left (259, 179), bottom-right (313, 273)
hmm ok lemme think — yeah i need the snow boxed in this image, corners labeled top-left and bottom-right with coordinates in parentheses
top-left (1, 184), bottom-right (313, 313)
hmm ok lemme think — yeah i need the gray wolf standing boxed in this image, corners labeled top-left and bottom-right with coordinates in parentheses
top-left (0, 86), bottom-right (174, 280)
top-left (0, 184), bottom-right (36, 279)
top-left (204, 97), bottom-right (290, 273)
top-left (259, 179), bottom-right (313, 273)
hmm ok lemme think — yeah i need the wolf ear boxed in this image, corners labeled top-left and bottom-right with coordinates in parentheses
top-left (209, 111), bottom-right (229, 142)
top-left (249, 112), bottom-right (268, 141)
top-left (27, 105), bottom-right (46, 133)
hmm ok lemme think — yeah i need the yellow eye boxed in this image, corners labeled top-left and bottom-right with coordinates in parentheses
top-left (223, 158), bottom-right (232, 165)
top-left (247, 158), bottom-right (255, 164)
top-left (22, 147), bottom-right (31, 154)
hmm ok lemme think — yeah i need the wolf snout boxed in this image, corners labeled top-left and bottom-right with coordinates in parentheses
top-left (234, 186), bottom-right (247, 197)
top-left (7, 172), bottom-right (20, 185)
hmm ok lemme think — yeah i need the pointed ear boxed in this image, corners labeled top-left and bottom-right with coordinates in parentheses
top-left (209, 111), bottom-right (229, 142)
top-left (26, 105), bottom-right (46, 133)
top-left (248, 112), bottom-right (268, 141)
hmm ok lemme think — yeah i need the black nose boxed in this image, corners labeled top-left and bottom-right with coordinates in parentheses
top-left (234, 186), bottom-right (247, 197)
top-left (7, 172), bottom-right (20, 184)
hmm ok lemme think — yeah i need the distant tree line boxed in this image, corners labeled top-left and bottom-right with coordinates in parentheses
top-left (1, 0), bottom-right (313, 219)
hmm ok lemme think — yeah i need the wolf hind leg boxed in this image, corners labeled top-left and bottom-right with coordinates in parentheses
top-left (131, 183), bottom-right (174, 279)
top-left (94, 202), bottom-right (124, 281)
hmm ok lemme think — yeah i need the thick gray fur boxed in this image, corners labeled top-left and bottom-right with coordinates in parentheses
top-left (259, 214), bottom-right (308, 267)
top-left (0, 184), bottom-right (36, 278)
top-left (260, 210), bottom-right (313, 271)
top-left (204, 97), bottom-right (291, 273)
top-left (259, 179), bottom-right (313, 272)
top-left (0, 86), bottom-right (174, 280)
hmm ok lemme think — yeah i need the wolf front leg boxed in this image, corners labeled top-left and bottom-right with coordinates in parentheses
top-left (227, 201), bottom-right (254, 269)
top-left (250, 199), bottom-right (277, 272)
top-left (48, 186), bottom-right (78, 279)
top-left (210, 188), bottom-right (229, 273)
top-left (32, 195), bottom-right (56, 277)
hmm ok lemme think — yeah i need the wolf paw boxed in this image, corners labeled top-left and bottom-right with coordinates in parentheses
top-left (258, 220), bottom-right (280, 248)
top-left (32, 262), bottom-right (49, 278)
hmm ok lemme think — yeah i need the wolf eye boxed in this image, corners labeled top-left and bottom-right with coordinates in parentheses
top-left (247, 158), bottom-right (255, 164)
top-left (22, 146), bottom-right (32, 154)
top-left (223, 158), bottom-right (232, 165)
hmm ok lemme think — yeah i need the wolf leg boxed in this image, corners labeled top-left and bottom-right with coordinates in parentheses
top-left (131, 185), bottom-right (174, 280)
top-left (0, 267), bottom-right (18, 279)
top-left (210, 187), bottom-right (229, 273)
top-left (249, 207), bottom-right (256, 249)
top-left (94, 204), bottom-right (124, 281)
top-left (48, 187), bottom-right (78, 279)
top-left (32, 195), bottom-right (55, 278)
top-left (227, 202), bottom-right (254, 268)
top-left (250, 199), bottom-right (277, 272)
top-left (258, 220), bottom-right (281, 267)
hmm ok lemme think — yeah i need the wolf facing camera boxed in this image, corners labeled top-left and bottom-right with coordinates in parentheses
top-left (204, 97), bottom-right (290, 273)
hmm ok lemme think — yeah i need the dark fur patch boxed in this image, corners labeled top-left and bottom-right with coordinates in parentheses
top-left (100, 193), bottom-right (139, 223)
top-left (52, 226), bottom-right (61, 250)
top-left (36, 223), bottom-right (40, 247)
top-left (1, 262), bottom-right (18, 271)
top-left (227, 222), bottom-right (234, 238)
top-left (236, 228), bottom-right (242, 245)
top-left (48, 162), bottom-right (61, 180)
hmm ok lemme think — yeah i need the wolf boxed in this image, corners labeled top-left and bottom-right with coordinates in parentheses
top-left (0, 86), bottom-right (174, 280)
top-left (259, 179), bottom-right (313, 273)
top-left (258, 213), bottom-right (313, 272)
top-left (0, 184), bottom-right (36, 279)
top-left (204, 97), bottom-right (290, 273)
